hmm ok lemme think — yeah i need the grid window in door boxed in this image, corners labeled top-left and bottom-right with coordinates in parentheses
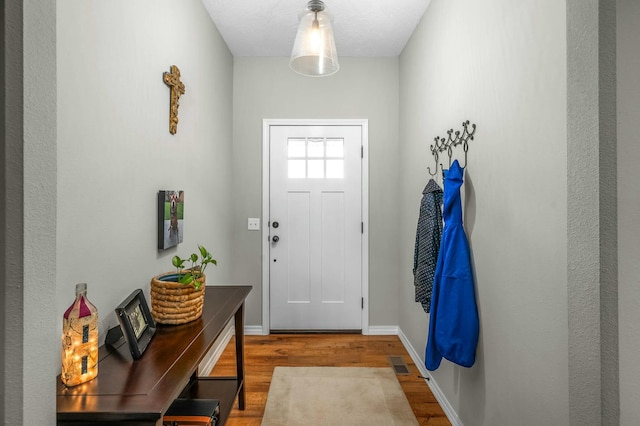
top-left (287, 138), bottom-right (344, 179)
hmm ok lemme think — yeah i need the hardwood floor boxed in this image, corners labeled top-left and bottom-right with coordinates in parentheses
top-left (210, 334), bottom-right (451, 425)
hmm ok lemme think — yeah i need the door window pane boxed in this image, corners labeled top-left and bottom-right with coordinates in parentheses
top-left (288, 160), bottom-right (306, 178)
top-left (307, 139), bottom-right (324, 158)
top-left (288, 139), bottom-right (306, 158)
top-left (307, 160), bottom-right (325, 178)
top-left (326, 139), bottom-right (344, 158)
top-left (326, 159), bottom-right (344, 178)
top-left (287, 137), bottom-right (347, 179)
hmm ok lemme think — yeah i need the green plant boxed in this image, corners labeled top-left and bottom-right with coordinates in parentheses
top-left (171, 244), bottom-right (217, 290)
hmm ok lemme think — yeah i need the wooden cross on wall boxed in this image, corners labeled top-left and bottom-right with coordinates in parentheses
top-left (163, 65), bottom-right (185, 135)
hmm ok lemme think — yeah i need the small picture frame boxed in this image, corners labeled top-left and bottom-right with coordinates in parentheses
top-left (158, 190), bottom-right (184, 250)
top-left (115, 289), bottom-right (156, 360)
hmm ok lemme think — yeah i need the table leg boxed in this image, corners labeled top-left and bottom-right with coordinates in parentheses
top-left (234, 302), bottom-right (246, 410)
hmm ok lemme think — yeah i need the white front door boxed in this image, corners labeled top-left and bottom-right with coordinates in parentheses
top-left (268, 124), bottom-right (363, 330)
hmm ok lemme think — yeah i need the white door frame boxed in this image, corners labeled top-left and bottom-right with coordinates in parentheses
top-left (262, 119), bottom-right (369, 335)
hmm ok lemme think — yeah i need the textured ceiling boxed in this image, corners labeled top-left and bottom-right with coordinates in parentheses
top-left (201, 0), bottom-right (432, 57)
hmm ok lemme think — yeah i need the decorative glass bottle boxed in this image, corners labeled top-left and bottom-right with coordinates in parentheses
top-left (61, 283), bottom-right (98, 386)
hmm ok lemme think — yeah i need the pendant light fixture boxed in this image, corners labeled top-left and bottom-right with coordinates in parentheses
top-left (289, 0), bottom-right (339, 77)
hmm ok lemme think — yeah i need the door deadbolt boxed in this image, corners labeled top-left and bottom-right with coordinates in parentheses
top-left (272, 221), bottom-right (279, 228)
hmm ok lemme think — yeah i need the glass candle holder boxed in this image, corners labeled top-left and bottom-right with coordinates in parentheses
top-left (61, 283), bottom-right (98, 386)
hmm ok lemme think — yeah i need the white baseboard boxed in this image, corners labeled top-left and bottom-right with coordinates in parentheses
top-left (198, 320), bottom-right (235, 375)
top-left (198, 324), bottom-right (272, 374)
top-left (245, 325), bottom-right (265, 335)
top-left (367, 325), bottom-right (399, 335)
top-left (397, 328), bottom-right (463, 426)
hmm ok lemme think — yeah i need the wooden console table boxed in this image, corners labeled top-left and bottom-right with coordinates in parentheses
top-left (56, 285), bottom-right (252, 425)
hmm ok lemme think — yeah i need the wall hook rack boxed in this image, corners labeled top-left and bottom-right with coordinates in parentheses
top-left (427, 120), bottom-right (477, 177)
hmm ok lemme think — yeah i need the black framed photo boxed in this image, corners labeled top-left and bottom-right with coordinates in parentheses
top-left (115, 289), bottom-right (156, 360)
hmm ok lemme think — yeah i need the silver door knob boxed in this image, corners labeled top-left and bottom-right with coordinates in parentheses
top-left (272, 235), bottom-right (279, 243)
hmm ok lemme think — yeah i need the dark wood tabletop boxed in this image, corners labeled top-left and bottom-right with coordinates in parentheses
top-left (56, 285), bottom-right (251, 425)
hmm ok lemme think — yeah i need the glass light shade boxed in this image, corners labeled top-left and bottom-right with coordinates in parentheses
top-left (61, 283), bottom-right (98, 386)
top-left (289, 7), bottom-right (339, 77)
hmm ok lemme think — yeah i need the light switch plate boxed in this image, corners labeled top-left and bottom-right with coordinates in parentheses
top-left (248, 218), bottom-right (260, 231)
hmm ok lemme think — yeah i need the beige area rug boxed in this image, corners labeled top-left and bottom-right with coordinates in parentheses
top-left (261, 367), bottom-right (419, 426)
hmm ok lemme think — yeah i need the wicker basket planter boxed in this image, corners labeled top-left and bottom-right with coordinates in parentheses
top-left (150, 272), bottom-right (205, 325)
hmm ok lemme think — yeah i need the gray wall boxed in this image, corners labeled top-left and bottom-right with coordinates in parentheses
top-left (56, 0), bottom-right (234, 346)
top-left (4, 1), bottom-right (636, 424)
top-left (618, 0), bottom-right (640, 423)
top-left (3, 1), bottom-right (57, 424)
top-left (398, 0), bottom-right (626, 425)
top-left (231, 57), bottom-right (400, 327)
top-left (567, 1), bottom-right (619, 424)
top-left (3, 1), bottom-right (233, 423)
top-left (398, 0), bottom-right (570, 424)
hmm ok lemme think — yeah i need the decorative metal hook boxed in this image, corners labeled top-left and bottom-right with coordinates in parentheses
top-left (426, 144), bottom-right (439, 177)
top-left (456, 120), bottom-right (476, 168)
top-left (427, 120), bottom-right (477, 176)
top-left (427, 166), bottom-right (439, 177)
top-left (427, 135), bottom-right (447, 177)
